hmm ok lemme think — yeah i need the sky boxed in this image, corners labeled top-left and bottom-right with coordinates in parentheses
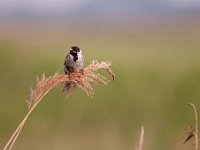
top-left (1, 0), bottom-right (200, 17)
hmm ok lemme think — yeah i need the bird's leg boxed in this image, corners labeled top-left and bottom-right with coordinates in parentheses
top-left (68, 73), bottom-right (71, 80)
top-left (80, 69), bottom-right (84, 75)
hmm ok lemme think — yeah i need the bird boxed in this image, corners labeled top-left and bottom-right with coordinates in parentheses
top-left (63, 46), bottom-right (84, 92)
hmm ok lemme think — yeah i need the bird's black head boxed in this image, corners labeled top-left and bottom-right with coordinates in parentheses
top-left (70, 46), bottom-right (80, 53)
top-left (69, 46), bottom-right (80, 61)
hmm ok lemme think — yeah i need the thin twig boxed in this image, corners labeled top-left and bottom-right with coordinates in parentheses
top-left (135, 126), bottom-right (144, 150)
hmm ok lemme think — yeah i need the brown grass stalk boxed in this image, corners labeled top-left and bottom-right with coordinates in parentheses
top-left (183, 103), bottom-right (199, 150)
top-left (188, 103), bottom-right (199, 150)
top-left (3, 60), bottom-right (115, 150)
top-left (135, 126), bottom-right (144, 150)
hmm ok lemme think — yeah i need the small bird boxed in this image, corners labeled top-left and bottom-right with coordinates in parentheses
top-left (63, 46), bottom-right (84, 92)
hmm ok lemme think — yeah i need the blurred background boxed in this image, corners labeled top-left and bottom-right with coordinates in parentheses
top-left (1, 0), bottom-right (200, 149)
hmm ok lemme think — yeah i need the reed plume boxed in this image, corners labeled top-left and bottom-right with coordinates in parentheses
top-left (3, 60), bottom-right (115, 150)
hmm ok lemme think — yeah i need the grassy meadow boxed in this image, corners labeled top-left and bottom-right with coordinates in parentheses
top-left (0, 19), bottom-right (200, 150)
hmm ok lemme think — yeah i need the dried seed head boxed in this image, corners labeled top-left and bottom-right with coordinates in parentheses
top-left (27, 60), bottom-right (115, 110)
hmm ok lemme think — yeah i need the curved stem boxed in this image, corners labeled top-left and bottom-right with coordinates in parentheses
top-left (188, 103), bottom-right (198, 150)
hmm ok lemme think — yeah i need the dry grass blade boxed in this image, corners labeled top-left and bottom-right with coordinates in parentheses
top-left (183, 126), bottom-right (195, 144)
top-left (3, 60), bottom-right (115, 150)
top-left (135, 126), bottom-right (144, 150)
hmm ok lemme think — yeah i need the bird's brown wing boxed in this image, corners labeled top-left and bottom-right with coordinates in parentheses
top-left (64, 54), bottom-right (69, 66)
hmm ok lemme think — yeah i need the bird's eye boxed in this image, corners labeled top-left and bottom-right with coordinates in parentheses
top-left (69, 50), bottom-right (75, 54)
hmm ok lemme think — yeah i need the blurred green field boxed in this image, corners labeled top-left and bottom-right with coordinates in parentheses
top-left (0, 20), bottom-right (200, 150)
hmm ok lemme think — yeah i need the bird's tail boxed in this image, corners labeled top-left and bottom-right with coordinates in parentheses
top-left (63, 81), bottom-right (76, 93)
